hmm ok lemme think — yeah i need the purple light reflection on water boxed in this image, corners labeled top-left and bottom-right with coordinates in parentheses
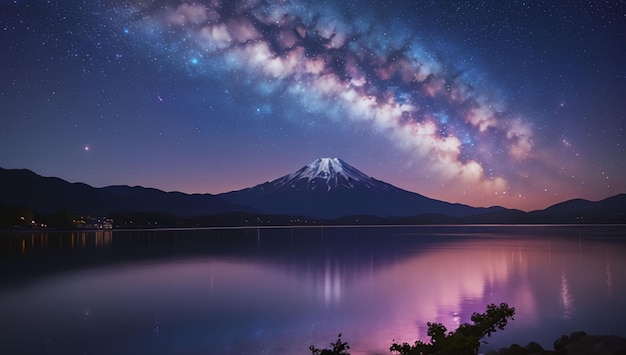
top-left (1, 226), bottom-right (625, 355)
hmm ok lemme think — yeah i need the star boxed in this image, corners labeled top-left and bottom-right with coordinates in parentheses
top-left (0, 0), bottom-right (623, 211)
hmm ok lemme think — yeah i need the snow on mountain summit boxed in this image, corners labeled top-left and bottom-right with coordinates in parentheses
top-left (281, 157), bottom-right (376, 191)
top-left (302, 158), bottom-right (346, 180)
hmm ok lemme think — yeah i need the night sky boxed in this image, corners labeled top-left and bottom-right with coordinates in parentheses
top-left (1, 0), bottom-right (624, 211)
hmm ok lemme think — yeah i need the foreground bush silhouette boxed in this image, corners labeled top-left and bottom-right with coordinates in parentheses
top-left (309, 333), bottom-right (350, 355)
top-left (309, 303), bottom-right (515, 355)
top-left (390, 303), bottom-right (515, 355)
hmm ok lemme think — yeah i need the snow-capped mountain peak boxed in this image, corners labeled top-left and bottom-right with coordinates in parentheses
top-left (220, 157), bottom-right (500, 219)
top-left (302, 158), bottom-right (345, 180)
top-left (282, 157), bottom-right (376, 191)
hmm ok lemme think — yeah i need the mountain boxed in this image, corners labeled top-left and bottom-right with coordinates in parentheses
top-left (219, 158), bottom-right (503, 219)
top-left (523, 194), bottom-right (626, 223)
top-left (450, 194), bottom-right (626, 224)
top-left (2, 161), bottom-right (624, 225)
top-left (0, 167), bottom-right (249, 217)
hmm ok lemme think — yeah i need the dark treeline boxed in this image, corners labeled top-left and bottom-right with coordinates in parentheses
top-left (3, 193), bottom-right (626, 230)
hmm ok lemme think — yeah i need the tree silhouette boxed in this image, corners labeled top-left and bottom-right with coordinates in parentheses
top-left (309, 333), bottom-right (351, 355)
top-left (390, 303), bottom-right (516, 355)
top-left (309, 304), bottom-right (515, 355)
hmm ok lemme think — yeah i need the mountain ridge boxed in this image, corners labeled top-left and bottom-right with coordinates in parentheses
top-left (219, 158), bottom-right (504, 218)
top-left (0, 166), bottom-right (251, 218)
top-left (1, 161), bottom-right (625, 226)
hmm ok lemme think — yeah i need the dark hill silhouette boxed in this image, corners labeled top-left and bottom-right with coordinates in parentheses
top-left (524, 194), bottom-right (626, 223)
top-left (0, 167), bottom-right (249, 217)
top-left (453, 194), bottom-right (626, 224)
top-left (1, 162), bottom-right (624, 225)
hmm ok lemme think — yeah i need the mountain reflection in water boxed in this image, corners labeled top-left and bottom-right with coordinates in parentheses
top-left (1, 225), bottom-right (625, 355)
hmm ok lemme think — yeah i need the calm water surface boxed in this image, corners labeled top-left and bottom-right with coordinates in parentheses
top-left (1, 225), bottom-right (625, 355)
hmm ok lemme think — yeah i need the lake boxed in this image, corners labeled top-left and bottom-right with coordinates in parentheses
top-left (1, 225), bottom-right (625, 355)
